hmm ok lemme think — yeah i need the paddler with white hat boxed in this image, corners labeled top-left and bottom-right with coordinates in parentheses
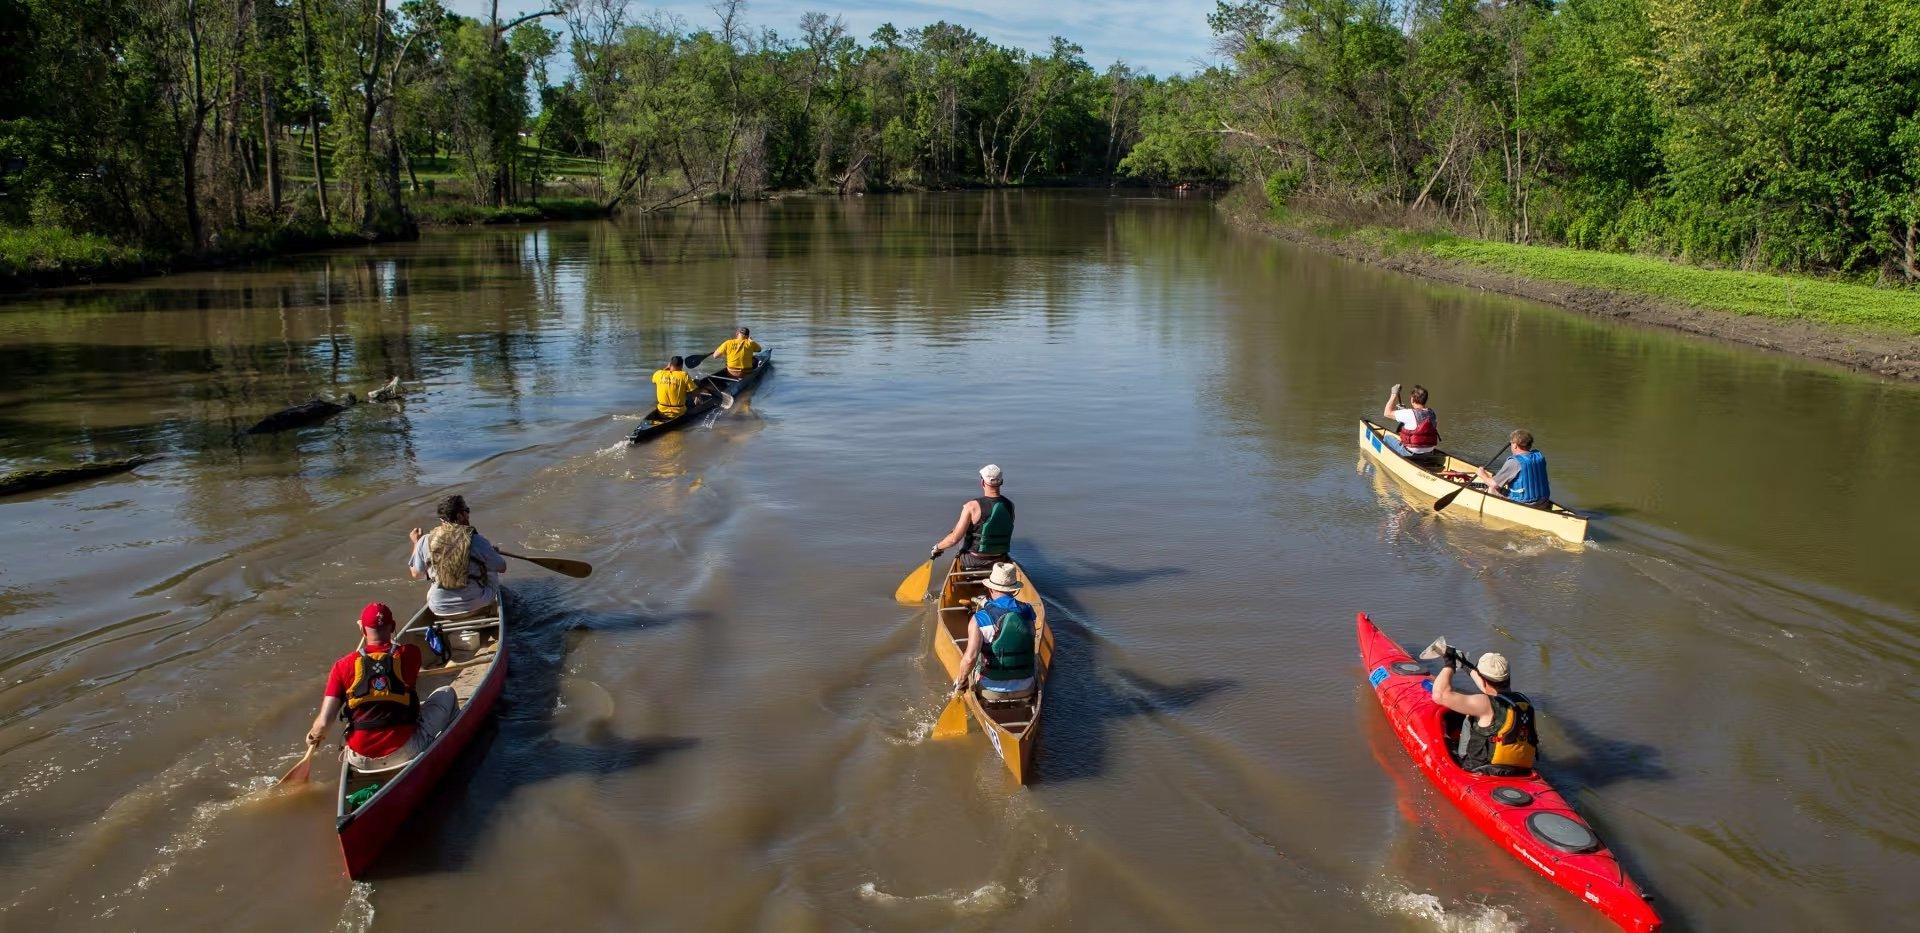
top-left (931, 463), bottom-right (1015, 571)
top-left (952, 562), bottom-right (1039, 700)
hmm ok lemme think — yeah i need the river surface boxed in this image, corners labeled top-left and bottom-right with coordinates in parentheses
top-left (0, 192), bottom-right (1915, 931)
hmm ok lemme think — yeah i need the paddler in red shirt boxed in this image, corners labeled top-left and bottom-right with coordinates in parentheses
top-left (305, 602), bottom-right (459, 771)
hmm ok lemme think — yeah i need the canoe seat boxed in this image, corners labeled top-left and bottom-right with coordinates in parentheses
top-left (980, 685), bottom-right (1034, 703)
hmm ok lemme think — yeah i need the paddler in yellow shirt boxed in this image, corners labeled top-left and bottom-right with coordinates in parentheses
top-left (708, 327), bottom-right (763, 379)
top-left (651, 355), bottom-right (701, 418)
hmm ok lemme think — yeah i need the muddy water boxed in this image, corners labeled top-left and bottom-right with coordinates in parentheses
top-left (0, 192), bottom-right (1915, 931)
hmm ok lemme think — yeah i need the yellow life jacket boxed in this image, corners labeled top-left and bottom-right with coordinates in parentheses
top-left (343, 645), bottom-right (418, 731)
top-left (653, 369), bottom-right (696, 413)
top-left (1463, 692), bottom-right (1538, 771)
top-left (718, 337), bottom-right (760, 371)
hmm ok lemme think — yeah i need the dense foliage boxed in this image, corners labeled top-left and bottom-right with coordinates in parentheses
top-left (0, 0), bottom-right (1164, 257)
top-left (1182, 0), bottom-right (1920, 280)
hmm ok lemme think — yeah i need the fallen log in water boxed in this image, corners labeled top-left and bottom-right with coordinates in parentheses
top-left (0, 455), bottom-right (162, 498)
top-left (246, 396), bottom-right (351, 434)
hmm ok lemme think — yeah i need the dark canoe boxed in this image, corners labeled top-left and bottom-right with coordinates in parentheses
top-left (335, 594), bottom-right (509, 878)
top-left (627, 350), bottom-right (772, 445)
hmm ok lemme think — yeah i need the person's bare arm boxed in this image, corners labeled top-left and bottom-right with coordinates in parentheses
top-left (307, 696), bottom-right (343, 745)
top-left (933, 501), bottom-right (980, 553)
top-left (954, 620), bottom-right (983, 690)
top-left (407, 527), bottom-right (427, 580)
top-left (1430, 664), bottom-right (1492, 721)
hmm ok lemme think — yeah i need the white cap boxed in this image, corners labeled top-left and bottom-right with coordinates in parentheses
top-left (1477, 652), bottom-right (1510, 681)
top-left (979, 464), bottom-right (1003, 486)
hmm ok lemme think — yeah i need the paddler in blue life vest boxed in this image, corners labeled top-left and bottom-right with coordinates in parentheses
top-left (931, 464), bottom-right (1015, 571)
top-left (708, 326), bottom-right (763, 379)
top-left (651, 355), bottom-right (702, 419)
top-left (952, 562), bottom-right (1039, 701)
top-left (1429, 648), bottom-right (1539, 776)
top-left (407, 494), bottom-right (507, 618)
top-left (1382, 383), bottom-right (1443, 468)
top-left (1475, 429), bottom-right (1553, 507)
top-left (305, 602), bottom-right (459, 771)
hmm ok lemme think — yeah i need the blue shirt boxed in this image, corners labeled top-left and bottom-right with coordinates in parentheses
top-left (972, 594), bottom-right (1037, 691)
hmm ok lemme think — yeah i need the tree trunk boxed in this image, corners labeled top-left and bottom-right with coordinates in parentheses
top-left (299, 0), bottom-right (328, 221)
top-left (262, 74), bottom-right (281, 213)
top-left (182, 0), bottom-right (210, 250)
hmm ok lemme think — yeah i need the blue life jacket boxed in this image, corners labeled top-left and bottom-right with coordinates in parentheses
top-left (1507, 450), bottom-right (1551, 504)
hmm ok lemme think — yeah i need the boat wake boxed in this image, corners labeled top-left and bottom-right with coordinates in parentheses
top-left (1362, 885), bottom-right (1521, 933)
top-left (334, 881), bottom-right (376, 932)
top-left (856, 877), bottom-right (1037, 914)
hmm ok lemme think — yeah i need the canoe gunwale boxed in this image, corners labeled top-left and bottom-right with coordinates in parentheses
top-left (930, 555), bottom-right (1055, 784)
top-left (1357, 420), bottom-right (1587, 544)
top-left (627, 350), bottom-right (772, 444)
top-left (333, 592), bottom-right (510, 876)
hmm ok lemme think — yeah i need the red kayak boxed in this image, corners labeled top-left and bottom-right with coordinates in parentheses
top-left (1357, 613), bottom-right (1660, 931)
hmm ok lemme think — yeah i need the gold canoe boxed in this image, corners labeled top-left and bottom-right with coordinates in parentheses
top-left (1358, 420), bottom-right (1588, 544)
top-left (930, 556), bottom-right (1055, 784)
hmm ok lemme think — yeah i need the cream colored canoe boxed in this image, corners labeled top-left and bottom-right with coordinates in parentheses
top-left (1357, 420), bottom-right (1587, 544)
top-left (931, 557), bottom-right (1055, 784)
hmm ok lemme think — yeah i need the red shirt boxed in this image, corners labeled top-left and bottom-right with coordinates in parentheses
top-left (325, 642), bottom-right (422, 758)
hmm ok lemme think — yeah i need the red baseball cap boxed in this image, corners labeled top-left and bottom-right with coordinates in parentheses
top-left (359, 602), bottom-right (395, 628)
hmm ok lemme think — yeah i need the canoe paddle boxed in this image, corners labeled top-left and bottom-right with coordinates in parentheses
top-left (499, 550), bottom-right (592, 578)
top-left (894, 548), bottom-right (939, 604)
top-left (1434, 442), bottom-right (1511, 513)
top-left (275, 742), bottom-right (318, 787)
top-left (931, 682), bottom-right (971, 739)
top-left (1418, 636), bottom-right (1479, 672)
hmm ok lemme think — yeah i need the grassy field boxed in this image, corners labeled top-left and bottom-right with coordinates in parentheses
top-left (1340, 226), bottom-right (1920, 335)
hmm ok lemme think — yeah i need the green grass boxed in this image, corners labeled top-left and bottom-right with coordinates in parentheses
top-left (1422, 237), bottom-right (1920, 334)
top-left (0, 226), bottom-right (155, 276)
top-left (411, 197), bottom-right (605, 225)
top-left (1301, 213), bottom-right (1920, 335)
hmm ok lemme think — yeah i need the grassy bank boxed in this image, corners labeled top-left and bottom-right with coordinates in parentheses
top-left (1225, 190), bottom-right (1920, 378)
top-left (1351, 227), bottom-right (1920, 335)
top-left (412, 197), bottom-right (608, 226)
top-left (0, 221), bottom-right (414, 293)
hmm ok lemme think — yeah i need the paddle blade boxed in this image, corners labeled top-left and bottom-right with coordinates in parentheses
top-left (932, 689), bottom-right (970, 739)
top-left (501, 550), bottom-right (593, 578)
top-left (893, 560), bottom-right (933, 604)
top-left (276, 745), bottom-right (316, 786)
top-left (1418, 636), bottom-right (1450, 661)
top-left (1432, 486), bottom-right (1466, 512)
top-left (717, 390), bottom-right (735, 410)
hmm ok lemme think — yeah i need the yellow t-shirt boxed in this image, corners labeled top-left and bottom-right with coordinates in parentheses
top-left (717, 337), bottom-right (762, 371)
top-left (652, 369), bottom-right (697, 413)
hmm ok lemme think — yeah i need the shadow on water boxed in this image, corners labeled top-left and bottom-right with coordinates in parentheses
top-left (1013, 545), bottom-right (1236, 784)
top-left (1542, 707), bottom-right (1672, 790)
top-left (369, 579), bottom-right (703, 878)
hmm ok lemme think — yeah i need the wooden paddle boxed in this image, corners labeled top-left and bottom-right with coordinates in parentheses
top-left (1434, 442), bottom-right (1511, 513)
top-left (276, 742), bottom-right (318, 786)
top-left (499, 550), bottom-right (592, 578)
top-left (931, 682), bottom-right (971, 738)
top-left (894, 549), bottom-right (938, 604)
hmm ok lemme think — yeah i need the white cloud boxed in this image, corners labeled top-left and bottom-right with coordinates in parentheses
top-left (441, 0), bottom-right (1219, 76)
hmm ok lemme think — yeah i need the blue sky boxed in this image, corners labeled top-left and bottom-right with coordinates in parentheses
top-left (444, 0), bottom-right (1221, 77)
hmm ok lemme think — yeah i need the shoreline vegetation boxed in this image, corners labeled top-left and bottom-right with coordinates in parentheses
top-left (1220, 190), bottom-right (1920, 380)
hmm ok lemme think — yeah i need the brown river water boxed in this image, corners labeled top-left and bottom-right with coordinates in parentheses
top-left (0, 192), bottom-right (1915, 931)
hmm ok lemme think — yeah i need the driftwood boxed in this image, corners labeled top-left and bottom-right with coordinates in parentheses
top-left (246, 396), bottom-right (353, 434)
top-left (366, 376), bottom-right (402, 403)
top-left (0, 455), bottom-right (162, 497)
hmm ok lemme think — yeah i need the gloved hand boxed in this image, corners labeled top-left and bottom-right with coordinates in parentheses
top-left (1389, 383), bottom-right (1402, 402)
top-left (930, 547), bottom-right (944, 561)
top-left (1449, 646), bottom-right (1471, 667)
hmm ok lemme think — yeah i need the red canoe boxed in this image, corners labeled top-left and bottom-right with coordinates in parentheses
top-left (335, 596), bottom-right (510, 878)
top-left (1356, 613), bottom-right (1659, 931)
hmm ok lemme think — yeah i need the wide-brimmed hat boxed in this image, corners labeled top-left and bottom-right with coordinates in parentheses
top-left (983, 562), bottom-right (1022, 592)
top-left (1477, 652), bottom-right (1510, 681)
top-left (359, 602), bottom-right (395, 628)
top-left (979, 464), bottom-right (1003, 486)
